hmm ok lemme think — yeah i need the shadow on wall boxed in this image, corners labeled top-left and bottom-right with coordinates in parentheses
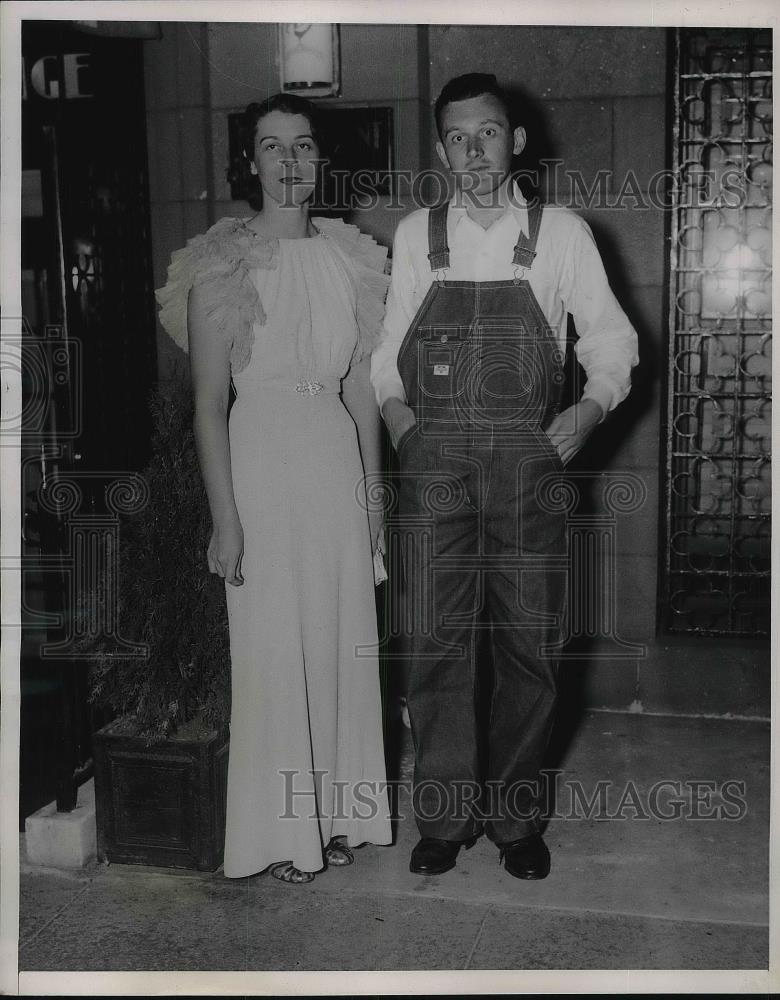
top-left (505, 83), bottom-right (660, 467)
top-left (575, 216), bottom-right (660, 472)
top-left (505, 84), bottom-right (558, 205)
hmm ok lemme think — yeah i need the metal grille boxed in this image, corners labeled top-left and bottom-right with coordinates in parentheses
top-left (664, 28), bottom-right (772, 635)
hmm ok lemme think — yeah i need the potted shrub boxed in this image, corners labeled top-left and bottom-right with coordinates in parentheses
top-left (82, 367), bottom-right (232, 871)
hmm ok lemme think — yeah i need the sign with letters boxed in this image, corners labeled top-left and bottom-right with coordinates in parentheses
top-left (22, 53), bottom-right (93, 100)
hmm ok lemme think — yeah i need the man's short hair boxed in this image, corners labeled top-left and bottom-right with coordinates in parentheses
top-left (434, 73), bottom-right (516, 139)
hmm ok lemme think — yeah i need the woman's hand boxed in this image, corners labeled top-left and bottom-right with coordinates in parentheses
top-left (368, 508), bottom-right (385, 553)
top-left (207, 518), bottom-right (245, 586)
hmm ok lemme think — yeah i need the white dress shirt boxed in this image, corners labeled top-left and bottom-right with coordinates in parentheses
top-left (370, 185), bottom-right (639, 418)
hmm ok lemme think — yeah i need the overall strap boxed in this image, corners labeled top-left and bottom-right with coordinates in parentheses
top-left (511, 201), bottom-right (544, 269)
top-left (427, 202), bottom-right (450, 271)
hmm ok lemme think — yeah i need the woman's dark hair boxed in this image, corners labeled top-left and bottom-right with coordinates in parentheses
top-left (239, 92), bottom-right (325, 161)
top-left (236, 93), bottom-right (326, 210)
top-left (434, 73), bottom-right (518, 139)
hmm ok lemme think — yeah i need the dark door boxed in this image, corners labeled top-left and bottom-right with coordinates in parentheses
top-left (21, 20), bottom-right (158, 822)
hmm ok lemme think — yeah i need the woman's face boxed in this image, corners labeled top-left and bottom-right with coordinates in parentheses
top-left (250, 110), bottom-right (320, 207)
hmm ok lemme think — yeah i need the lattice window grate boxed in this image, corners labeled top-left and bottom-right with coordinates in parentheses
top-left (663, 28), bottom-right (772, 635)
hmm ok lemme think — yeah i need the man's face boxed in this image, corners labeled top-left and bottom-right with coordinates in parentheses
top-left (435, 93), bottom-right (525, 200)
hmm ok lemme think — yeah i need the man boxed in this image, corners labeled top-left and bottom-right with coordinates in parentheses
top-left (371, 73), bottom-right (638, 879)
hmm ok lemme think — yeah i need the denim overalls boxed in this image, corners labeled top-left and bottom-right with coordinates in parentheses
top-left (395, 200), bottom-right (567, 843)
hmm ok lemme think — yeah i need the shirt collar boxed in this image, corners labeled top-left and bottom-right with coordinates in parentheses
top-left (449, 180), bottom-right (529, 238)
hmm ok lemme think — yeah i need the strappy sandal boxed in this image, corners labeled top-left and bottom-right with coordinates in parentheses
top-left (324, 836), bottom-right (354, 867)
top-left (269, 861), bottom-right (315, 884)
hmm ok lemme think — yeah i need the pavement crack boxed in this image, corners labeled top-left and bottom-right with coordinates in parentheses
top-left (19, 881), bottom-right (92, 951)
top-left (463, 906), bottom-right (491, 970)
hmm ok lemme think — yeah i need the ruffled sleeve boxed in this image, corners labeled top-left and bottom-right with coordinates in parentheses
top-left (155, 217), bottom-right (279, 375)
top-left (312, 217), bottom-right (390, 363)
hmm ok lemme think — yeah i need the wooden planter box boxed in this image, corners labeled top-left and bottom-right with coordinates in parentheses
top-left (93, 719), bottom-right (229, 871)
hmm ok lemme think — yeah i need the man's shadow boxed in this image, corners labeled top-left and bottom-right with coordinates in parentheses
top-left (509, 86), bottom-right (657, 781)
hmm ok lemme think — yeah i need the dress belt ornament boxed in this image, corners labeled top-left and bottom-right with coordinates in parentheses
top-left (296, 380), bottom-right (325, 395)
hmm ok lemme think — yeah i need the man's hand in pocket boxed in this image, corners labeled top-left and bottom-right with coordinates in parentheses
top-left (381, 397), bottom-right (418, 452)
top-left (544, 399), bottom-right (604, 465)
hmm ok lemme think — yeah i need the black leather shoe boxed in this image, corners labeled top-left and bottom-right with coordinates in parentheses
top-left (410, 836), bottom-right (475, 876)
top-left (498, 833), bottom-right (551, 880)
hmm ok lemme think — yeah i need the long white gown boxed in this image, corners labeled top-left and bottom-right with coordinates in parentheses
top-left (157, 217), bottom-right (392, 877)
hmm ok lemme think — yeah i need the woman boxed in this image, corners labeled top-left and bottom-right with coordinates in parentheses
top-left (156, 94), bottom-right (392, 882)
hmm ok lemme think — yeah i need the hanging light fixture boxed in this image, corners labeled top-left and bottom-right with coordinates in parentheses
top-left (278, 23), bottom-right (340, 98)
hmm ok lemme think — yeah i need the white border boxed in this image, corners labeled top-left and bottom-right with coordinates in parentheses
top-left (3, 0), bottom-right (779, 28)
top-left (1, 3), bottom-right (23, 998)
top-left (13, 968), bottom-right (779, 994)
top-left (2, 1), bottom-right (778, 996)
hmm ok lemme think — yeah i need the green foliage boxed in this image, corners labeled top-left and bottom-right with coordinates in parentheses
top-left (84, 367), bottom-right (230, 742)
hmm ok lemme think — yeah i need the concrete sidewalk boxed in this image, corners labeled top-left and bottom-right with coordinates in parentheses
top-left (19, 711), bottom-right (769, 971)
